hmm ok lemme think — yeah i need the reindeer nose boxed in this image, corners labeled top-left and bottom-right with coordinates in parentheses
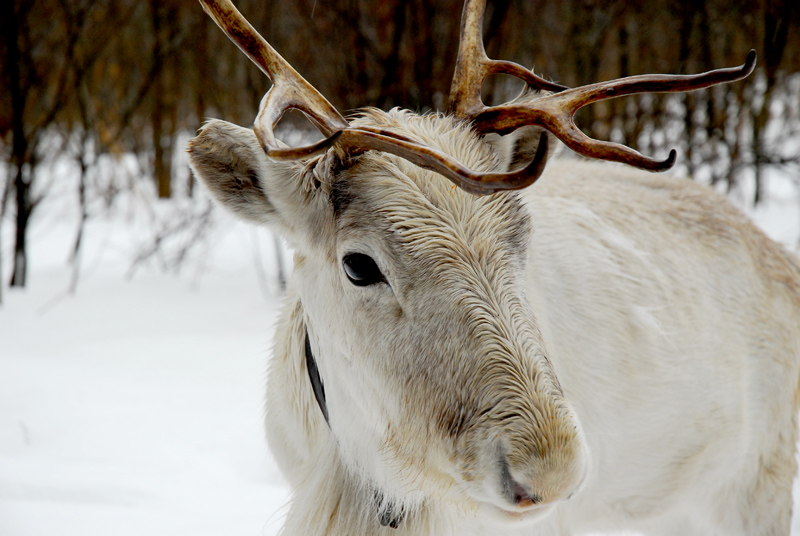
top-left (500, 457), bottom-right (542, 508)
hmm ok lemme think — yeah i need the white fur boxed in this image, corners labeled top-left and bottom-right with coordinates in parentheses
top-left (188, 109), bottom-right (800, 536)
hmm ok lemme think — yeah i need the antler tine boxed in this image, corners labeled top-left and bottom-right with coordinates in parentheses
top-left (334, 127), bottom-right (551, 195)
top-left (447, 0), bottom-right (489, 118)
top-left (448, 0), bottom-right (567, 119)
top-left (469, 50), bottom-right (756, 171)
top-left (560, 50), bottom-right (756, 113)
top-left (198, 0), bottom-right (348, 155)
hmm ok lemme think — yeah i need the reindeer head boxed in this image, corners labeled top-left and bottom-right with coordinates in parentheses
top-left (188, 0), bottom-right (754, 527)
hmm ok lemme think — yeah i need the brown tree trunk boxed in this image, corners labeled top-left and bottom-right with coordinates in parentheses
top-left (10, 168), bottom-right (32, 287)
top-left (3, 0), bottom-right (32, 287)
top-left (150, 0), bottom-right (170, 199)
top-left (753, 0), bottom-right (794, 204)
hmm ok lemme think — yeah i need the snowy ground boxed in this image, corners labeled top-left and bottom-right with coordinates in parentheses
top-left (0, 180), bottom-right (292, 535)
top-left (1, 162), bottom-right (800, 535)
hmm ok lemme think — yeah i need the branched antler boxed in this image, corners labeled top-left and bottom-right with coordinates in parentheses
top-left (447, 0), bottom-right (568, 118)
top-left (199, 0), bottom-right (756, 196)
top-left (198, 0), bottom-right (347, 155)
top-left (447, 0), bottom-right (755, 181)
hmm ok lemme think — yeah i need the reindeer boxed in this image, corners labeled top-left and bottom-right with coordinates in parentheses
top-left (187, 1), bottom-right (800, 534)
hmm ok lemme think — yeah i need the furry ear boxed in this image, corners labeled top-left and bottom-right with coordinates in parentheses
top-left (483, 88), bottom-right (561, 174)
top-left (485, 125), bottom-right (561, 175)
top-left (504, 126), bottom-right (558, 170)
top-left (188, 119), bottom-right (295, 225)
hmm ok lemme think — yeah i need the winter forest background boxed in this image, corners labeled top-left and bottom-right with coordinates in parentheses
top-left (1, 0), bottom-right (800, 534)
top-left (2, 0), bottom-right (799, 293)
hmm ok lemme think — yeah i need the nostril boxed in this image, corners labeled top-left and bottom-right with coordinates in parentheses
top-left (512, 480), bottom-right (540, 507)
top-left (500, 456), bottom-right (542, 508)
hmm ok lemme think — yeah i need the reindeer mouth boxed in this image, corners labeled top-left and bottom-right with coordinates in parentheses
top-left (500, 454), bottom-right (542, 507)
top-left (479, 500), bottom-right (554, 525)
top-left (479, 454), bottom-right (554, 523)
top-left (470, 443), bottom-right (586, 525)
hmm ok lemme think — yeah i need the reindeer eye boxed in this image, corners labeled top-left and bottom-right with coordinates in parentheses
top-left (342, 253), bottom-right (385, 286)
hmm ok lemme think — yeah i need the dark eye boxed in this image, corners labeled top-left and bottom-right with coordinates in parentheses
top-left (342, 253), bottom-right (385, 286)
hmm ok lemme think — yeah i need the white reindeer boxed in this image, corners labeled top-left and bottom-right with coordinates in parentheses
top-left (187, 1), bottom-right (800, 534)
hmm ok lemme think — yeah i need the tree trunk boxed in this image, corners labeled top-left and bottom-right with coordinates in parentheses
top-left (10, 169), bottom-right (31, 287)
top-left (3, 0), bottom-right (32, 288)
top-left (154, 95), bottom-right (170, 198)
top-left (69, 135), bottom-right (90, 293)
top-left (752, 0), bottom-right (794, 205)
top-left (150, 0), bottom-right (170, 199)
top-left (0, 172), bottom-right (11, 303)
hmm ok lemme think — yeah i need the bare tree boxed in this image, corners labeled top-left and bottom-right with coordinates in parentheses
top-left (1, 0), bottom-right (798, 297)
top-left (1, 0), bottom-right (105, 287)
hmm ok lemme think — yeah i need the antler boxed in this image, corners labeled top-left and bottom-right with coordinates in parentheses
top-left (199, 0), bottom-right (756, 196)
top-left (448, 0), bottom-right (756, 177)
top-left (198, 0), bottom-right (555, 194)
top-left (198, 0), bottom-right (347, 156)
top-left (448, 0), bottom-right (568, 118)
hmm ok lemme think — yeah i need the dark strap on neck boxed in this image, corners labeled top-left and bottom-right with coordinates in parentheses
top-left (304, 328), bottom-right (402, 528)
top-left (305, 328), bottom-right (329, 425)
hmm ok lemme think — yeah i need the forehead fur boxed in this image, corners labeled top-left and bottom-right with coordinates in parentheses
top-left (329, 108), bottom-right (530, 257)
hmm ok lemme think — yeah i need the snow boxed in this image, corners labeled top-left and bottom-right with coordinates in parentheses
top-left (1, 158), bottom-right (800, 535)
top-left (0, 185), bottom-right (291, 534)
top-left (0, 271), bottom-right (288, 535)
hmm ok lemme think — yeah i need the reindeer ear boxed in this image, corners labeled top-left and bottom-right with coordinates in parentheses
top-left (483, 89), bottom-right (560, 174)
top-left (485, 125), bottom-right (560, 175)
top-left (188, 119), bottom-right (296, 225)
top-left (508, 126), bottom-right (558, 171)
